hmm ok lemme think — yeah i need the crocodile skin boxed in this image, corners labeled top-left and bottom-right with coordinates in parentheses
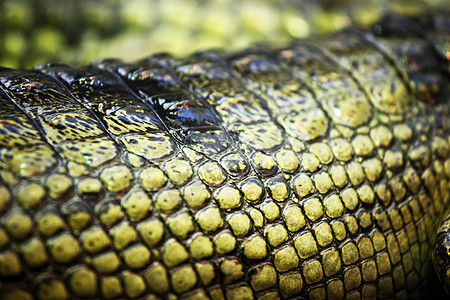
top-left (0, 13), bottom-right (448, 299)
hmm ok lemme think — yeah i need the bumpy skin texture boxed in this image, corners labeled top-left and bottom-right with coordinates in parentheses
top-left (0, 13), bottom-right (449, 300)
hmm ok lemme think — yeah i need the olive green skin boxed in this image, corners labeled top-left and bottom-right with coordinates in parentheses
top-left (0, 13), bottom-right (448, 300)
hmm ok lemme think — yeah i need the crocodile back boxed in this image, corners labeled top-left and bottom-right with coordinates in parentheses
top-left (0, 13), bottom-right (449, 299)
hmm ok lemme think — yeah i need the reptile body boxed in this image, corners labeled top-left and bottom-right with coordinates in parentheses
top-left (0, 13), bottom-right (449, 299)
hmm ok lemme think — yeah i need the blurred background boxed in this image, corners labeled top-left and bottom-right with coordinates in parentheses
top-left (0, 0), bottom-right (447, 69)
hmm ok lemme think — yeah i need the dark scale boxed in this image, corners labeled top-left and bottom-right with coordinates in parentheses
top-left (172, 52), bottom-right (273, 125)
top-left (170, 51), bottom-right (286, 152)
top-left (95, 57), bottom-right (233, 156)
top-left (36, 64), bottom-right (164, 135)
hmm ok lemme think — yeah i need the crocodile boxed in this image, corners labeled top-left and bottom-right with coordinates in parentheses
top-left (0, 12), bottom-right (449, 300)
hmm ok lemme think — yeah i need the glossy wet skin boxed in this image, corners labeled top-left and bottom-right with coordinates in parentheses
top-left (0, 13), bottom-right (448, 299)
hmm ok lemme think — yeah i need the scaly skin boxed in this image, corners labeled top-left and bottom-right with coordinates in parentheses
top-left (0, 13), bottom-right (448, 299)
